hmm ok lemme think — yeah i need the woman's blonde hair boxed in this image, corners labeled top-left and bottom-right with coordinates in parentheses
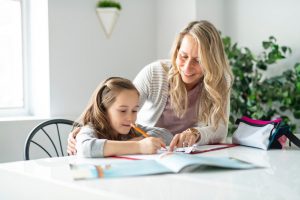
top-left (78, 77), bottom-right (139, 140)
top-left (168, 20), bottom-right (233, 129)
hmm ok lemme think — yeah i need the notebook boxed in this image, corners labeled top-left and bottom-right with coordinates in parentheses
top-left (70, 152), bottom-right (260, 180)
top-left (161, 144), bottom-right (237, 154)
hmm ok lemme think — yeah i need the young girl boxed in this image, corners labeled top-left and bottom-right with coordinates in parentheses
top-left (75, 77), bottom-right (173, 158)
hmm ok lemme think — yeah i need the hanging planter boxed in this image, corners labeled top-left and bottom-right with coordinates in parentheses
top-left (96, 0), bottom-right (122, 38)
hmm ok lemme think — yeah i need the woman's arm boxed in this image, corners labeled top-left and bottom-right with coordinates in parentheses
top-left (138, 124), bottom-right (173, 145)
top-left (67, 127), bottom-right (80, 155)
top-left (194, 95), bottom-right (231, 145)
top-left (133, 61), bottom-right (170, 127)
top-left (133, 63), bottom-right (153, 108)
top-left (194, 122), bottom-right (227, 145)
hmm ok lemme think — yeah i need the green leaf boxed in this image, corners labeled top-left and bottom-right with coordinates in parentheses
top-left (297, 82), bottom-right (300, 91)
top-left (223, 34), bottom-right (298, 134)
top-left (97, 0), bottom-right (122, 10)
top-left (269, 36), bottom-right (276, 42)
top-left (256, 61), bottom-right (267, 70)
top-left (281, 46), bottom-right (287, 53)
top-left (293, 110), bottom-right (300, 119)
top-left (295, 63), bottom-right (300, 73)
top-left (263, 41), bottom-right (271, 49)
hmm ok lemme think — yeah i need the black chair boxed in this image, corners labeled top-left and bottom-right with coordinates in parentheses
top-left (24, 119), bottom-right (77, 160)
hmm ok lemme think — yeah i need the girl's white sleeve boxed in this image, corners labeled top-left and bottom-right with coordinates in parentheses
top-left (76, 126), bottom-right (107, 158)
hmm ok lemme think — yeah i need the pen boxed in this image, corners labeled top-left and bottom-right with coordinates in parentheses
top-left (130, 123), bottom-right (150, 138)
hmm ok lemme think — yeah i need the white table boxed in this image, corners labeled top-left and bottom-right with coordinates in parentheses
top-left (0, 146), bottom-right (299, 200)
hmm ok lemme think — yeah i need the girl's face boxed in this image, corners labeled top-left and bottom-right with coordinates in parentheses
top-left (176, 34), bottom-right (203, 90)
top-left (107, 89), bottom-right (139, 135)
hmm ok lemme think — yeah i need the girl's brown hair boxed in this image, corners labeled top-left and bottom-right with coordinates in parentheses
top-left (78, 77), bottom-right (139, 140)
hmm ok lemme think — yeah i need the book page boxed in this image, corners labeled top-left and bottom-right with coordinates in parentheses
top-left (70, 159), bottom-right (172, 180)
top-left (111, 144), bottom-right (236, 160)
top-left (159, 144), bottom-right (236, 154)
top-left (157, 152), bottom-right (259, 173)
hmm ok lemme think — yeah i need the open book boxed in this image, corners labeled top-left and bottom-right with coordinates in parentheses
top-left (161, 144), bottom-right (237, 154)
top-left (70, 152), bottom-right (259, 180)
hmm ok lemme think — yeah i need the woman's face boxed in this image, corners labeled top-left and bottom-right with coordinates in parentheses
top-left (176, 34), bottom-right (203, 90)
top-left (107, 90), bottom-right (139, 135)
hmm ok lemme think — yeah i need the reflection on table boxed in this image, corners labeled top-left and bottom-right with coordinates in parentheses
top-left (0, 146), bottom-right (299, 200)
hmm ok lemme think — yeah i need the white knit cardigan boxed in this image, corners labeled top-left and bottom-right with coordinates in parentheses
top-left (133, 60), bottom-right (230, 145)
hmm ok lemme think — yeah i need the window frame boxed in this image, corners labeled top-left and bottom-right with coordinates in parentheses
top-left (0, 0), bottom-right (29, 117)
top-left (0, 0), bottom-right (50, 118)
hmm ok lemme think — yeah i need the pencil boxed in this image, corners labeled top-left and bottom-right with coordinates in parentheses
top-left (131, 123), bottom-right (167, 150)
top-left (130, 123), bottom-right (150, 138)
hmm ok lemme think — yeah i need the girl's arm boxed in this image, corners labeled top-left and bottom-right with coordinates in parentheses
top-left (76, 127), bottom-right (106, 158)
top-left (76, 126), bottom-right (165, 158)
top-left (103, 137), bottom-right (165, 156)
top-left (128, 136), bottom-right (144, 141)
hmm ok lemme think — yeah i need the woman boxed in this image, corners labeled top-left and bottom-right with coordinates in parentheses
top-left (68, 20), bottom-right (233, 154)
top-left (134, 20), bottom-right (233, 151)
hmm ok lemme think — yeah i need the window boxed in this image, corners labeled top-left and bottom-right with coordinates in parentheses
top-left (0, 0), bottom-right (50, 118)
top-left (0, 0), bottom-right (26, 116)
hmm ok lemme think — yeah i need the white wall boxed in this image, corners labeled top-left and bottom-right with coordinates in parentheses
top-left (196, 0), bottom-right (225, 32)
top-left (156, 0), bottom-right (196, 59)
top-left (1, 0), bottom-right (300, 163)
top-left (0, 118), bottom-right (45, 162)
top-left (0, 0), bottom-right (157, 163)
top-left (49, 0), bottom-right (157, 118)
top-left (223, 0), bottom-right (300, 76)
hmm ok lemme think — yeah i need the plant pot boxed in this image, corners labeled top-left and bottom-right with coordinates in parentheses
top-left (96, 8), bottom-right (120, 38)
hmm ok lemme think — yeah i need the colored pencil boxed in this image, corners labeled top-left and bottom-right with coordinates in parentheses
top-left (130, 123), bottom-right (150, 138)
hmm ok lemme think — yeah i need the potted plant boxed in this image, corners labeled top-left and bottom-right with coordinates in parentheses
top-left (97, 0), bottom-right (121, 10)
top-left (222, 35), bottom-right (300, 134)
top-left (96, 0), bottom-right (122, 38)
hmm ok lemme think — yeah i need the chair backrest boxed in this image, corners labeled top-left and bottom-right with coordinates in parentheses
top-left (24, 119), bottom-right (76, 160)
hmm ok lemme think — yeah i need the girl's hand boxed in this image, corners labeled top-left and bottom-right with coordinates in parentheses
top-left (67, 127), bottom-right (81, 155)
top-left (169, 128), bottom-right (200, 151)
top-left (128, 136), bottom-right (144, 141)
top-left (138, 137), bottom-right (166, 154)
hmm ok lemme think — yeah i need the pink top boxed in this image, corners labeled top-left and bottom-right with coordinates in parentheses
top-left (155, 83), bottom-right (201, 135)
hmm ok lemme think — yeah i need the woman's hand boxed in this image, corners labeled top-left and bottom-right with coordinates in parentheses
top-left (169, 128), bottom-right (200, 151)
top-left (138, 137), bottom-right (166, 154)
top-left (67, 127), bottom-right (81, 155)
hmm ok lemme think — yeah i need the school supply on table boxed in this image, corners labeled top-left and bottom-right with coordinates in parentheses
top-left (130, 123), bottom-right (150, 138)
top-left (165, 144), bottom-right (237, 154)
top-left (69, 152), bottom-right (260, 180)
top-left (232, 116), bottom-right (300, 150)
top-left (110, 144), bottom-right (238, 160)
top-left (131, 123), bottom-right (167, 150)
